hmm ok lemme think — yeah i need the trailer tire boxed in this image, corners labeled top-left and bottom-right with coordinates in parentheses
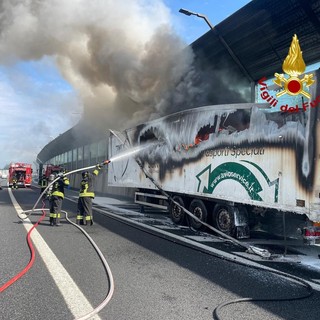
top-left (212, 204), bottom-right (235, 236)
top-left (188, 199), bottom-right (207, 230)
top-left (169, 196), bottom-right (186, 224)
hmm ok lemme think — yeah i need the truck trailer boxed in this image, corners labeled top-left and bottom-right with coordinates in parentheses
top-left (108, 78), bottom-right (320, 242)
top-left (8, 162), bottom-right (33, 188)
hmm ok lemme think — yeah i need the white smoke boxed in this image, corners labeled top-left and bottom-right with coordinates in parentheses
top-left (0, 0), bottom-right (196, 130)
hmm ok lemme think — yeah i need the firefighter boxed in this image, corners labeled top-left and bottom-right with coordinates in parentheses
top-left (12, 175), bottom-right (18, 189)
top-left (49, 170), bottom-right (69, 226)
top-left (77, 160), bottom-right (110, 225)
top-left (39, 174), bottom-right (48, 197)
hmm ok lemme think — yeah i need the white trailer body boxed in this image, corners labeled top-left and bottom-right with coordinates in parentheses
top-left (108, 84), bottom-right (320, 239)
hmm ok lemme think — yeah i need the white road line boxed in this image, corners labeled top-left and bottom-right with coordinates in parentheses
top-left (8, 188), bottom-right (102, 320)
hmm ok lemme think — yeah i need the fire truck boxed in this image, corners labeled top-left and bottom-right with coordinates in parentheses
top-left (8, 162), bottom-right (33, 188)
top-left (43, 164), bottom-right (63, 179)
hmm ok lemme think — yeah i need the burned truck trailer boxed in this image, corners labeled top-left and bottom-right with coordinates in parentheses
top-left (108, 96), bottom-right (320, 241)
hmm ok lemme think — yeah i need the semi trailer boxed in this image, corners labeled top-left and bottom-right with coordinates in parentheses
top-left (108, 79), bottom-right (320, 242)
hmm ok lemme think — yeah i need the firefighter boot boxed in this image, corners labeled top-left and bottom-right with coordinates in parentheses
top-left (55, 214), bottom-right (61, 226)
top-left (52, 218), bottom-right (57, 226)
top-left (50, 217), bottom-right (54, 226)
top-left (90, 216), bottom-right (93, 226)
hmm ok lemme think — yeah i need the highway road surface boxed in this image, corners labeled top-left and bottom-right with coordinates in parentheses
top-left (0, 185), bottom-right (319, 320)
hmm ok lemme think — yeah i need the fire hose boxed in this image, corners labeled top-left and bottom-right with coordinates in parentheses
top-left (0, 199), bottom-right (47, 293)
top-left (6, 160), bottom-right (114, 320)
top-left (17, 207), bottom-right (115, 320)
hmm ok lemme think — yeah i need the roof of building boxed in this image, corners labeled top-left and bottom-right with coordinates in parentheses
top-left (191, 0), bottom-right (320, 82)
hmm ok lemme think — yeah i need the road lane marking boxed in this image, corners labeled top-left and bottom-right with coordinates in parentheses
top-left (8, 188), bottom-right (102, 320)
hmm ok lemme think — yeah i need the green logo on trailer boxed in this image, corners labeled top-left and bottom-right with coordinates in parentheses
top-left (196, 161), bottom-right (279, 202)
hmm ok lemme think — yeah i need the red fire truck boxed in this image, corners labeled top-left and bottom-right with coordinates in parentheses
top-left (43, 164), bottom-right (63, 179)
top-left (8, 162), bottom-right (33, 188)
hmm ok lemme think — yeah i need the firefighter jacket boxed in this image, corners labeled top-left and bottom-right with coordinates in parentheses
top-left (51, 176), bottom-right (69, 199)
top-left (79, 167), bottom-right (100, 198)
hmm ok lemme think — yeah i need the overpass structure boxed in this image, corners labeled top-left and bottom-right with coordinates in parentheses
top-left (37, 0), bottom-right (320, 197)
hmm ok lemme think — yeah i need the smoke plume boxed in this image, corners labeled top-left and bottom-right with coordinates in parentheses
top-left (0, 1), bottom-right (192, 130)
top-left (0, 0), bottom-right (249, 137)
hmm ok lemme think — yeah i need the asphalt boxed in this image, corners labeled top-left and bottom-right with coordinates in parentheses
top-left (2, 184), bottom-right (320, 320)
top-left (6, 179), bottom-right (320, 278)
top-left (63, 189), bottom-right (320, 276)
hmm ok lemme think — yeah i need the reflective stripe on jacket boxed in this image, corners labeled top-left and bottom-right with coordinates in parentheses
top-left (40, 179), bottom-right (48, 188)
top-left (52, 176), bottom-right (69, 199)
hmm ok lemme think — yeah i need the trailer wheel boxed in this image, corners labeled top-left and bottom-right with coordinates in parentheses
top-left (188, 199), bottom-right (207, 230)
top-left (169, 196), bottom-right (186, 224)
top-left (212, 204), bottom-right (235, 236)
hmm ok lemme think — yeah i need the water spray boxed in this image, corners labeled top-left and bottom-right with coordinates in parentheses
top-left (108, 129), bottom-right (165, 163)
top-left (109, 144), bottom-right (151, 162)
top-left (18, 136), bottom-right (160, 220)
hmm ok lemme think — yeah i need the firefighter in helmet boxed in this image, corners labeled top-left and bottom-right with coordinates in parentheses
top-left (49, 170), bottom-right (69, 226)
top-left (12, 175), bottom-right (18, 189)
top-left (77, 160), bottom-right (110, 225)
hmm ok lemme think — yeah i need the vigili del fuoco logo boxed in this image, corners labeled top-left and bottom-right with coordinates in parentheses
top-left (274, 34), bottom-right (314, 98)
top-left (259, 34), bottom-right (317, 112)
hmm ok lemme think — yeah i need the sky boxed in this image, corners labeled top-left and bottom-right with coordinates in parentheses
top-left (0, 0), bottom-right (251, 169)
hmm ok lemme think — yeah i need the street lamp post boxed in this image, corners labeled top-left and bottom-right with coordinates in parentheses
top-left (179, 8), bottom-right (253, 84)
top-left (179, 8), bottom-right (214, 29)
